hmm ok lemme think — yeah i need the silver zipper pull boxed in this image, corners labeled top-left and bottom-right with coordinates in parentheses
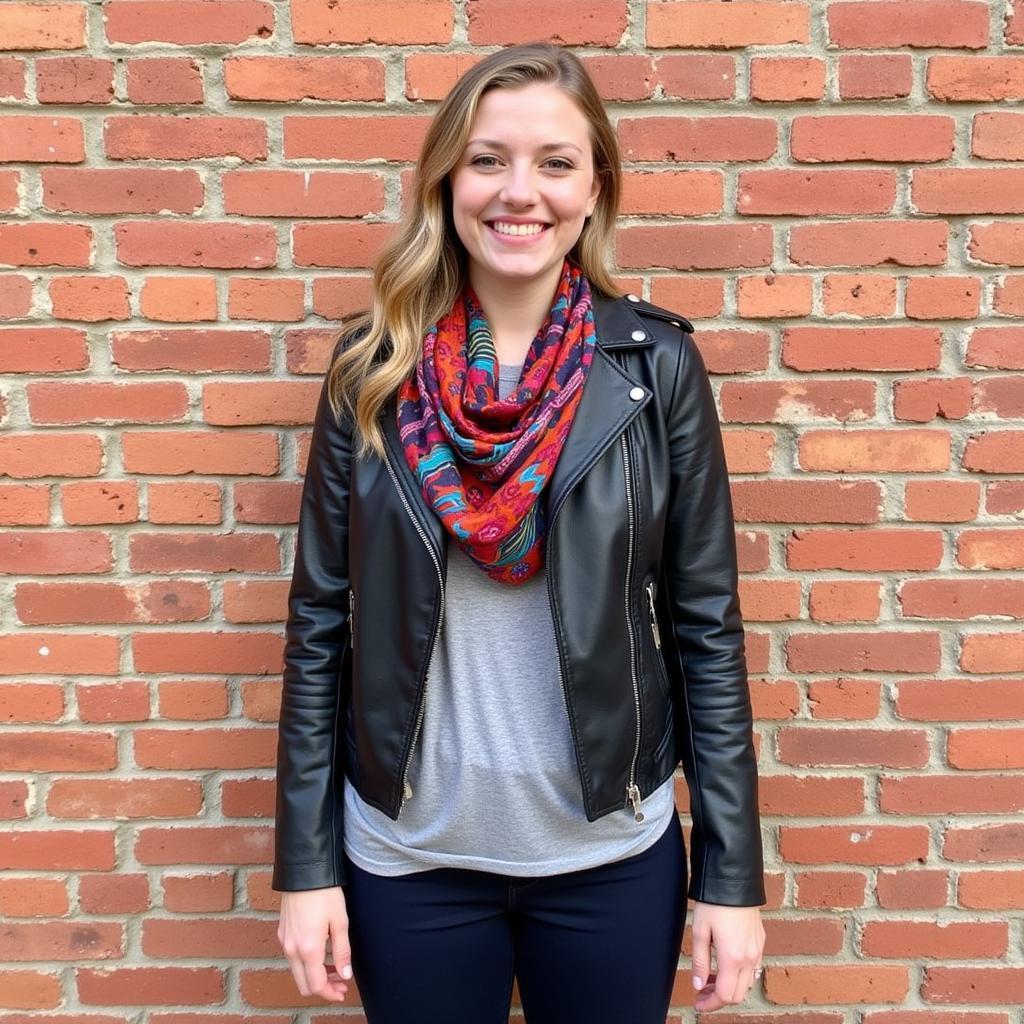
top-left (403, 780), bottom-right (413, 800)
top-left (627, 783), bottom-right (645, 823)
top-left (348, 589), bottom-right (355, 649)
top-left (646, 582), bottom-right (661, 649)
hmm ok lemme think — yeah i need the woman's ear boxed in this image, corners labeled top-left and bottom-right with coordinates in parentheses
top-left (586, 172), bottom-right (602, 218)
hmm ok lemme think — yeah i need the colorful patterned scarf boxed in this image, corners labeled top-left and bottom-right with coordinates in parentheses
top-left (396, 258), bottom-right (598, 585)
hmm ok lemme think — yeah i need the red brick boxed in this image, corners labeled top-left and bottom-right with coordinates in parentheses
top-left (292, 0), bottom-right (453, 45)
top-left (43, 168), bottom-right (203, 215)
top-left (905, 276), bottom-right (981, 320)
top-left (36, 56), bottom-right (114, 104)
top-left (140, 277), bottom-right (218, 322)
top-left (467, 0), bottom-right (627, 46)
top-left (292, 222), bottom-right (397, 270)
top-left (749, 57), bottom-right (825, 102)
top-left (828, 2), bottom-right (989, 50)
top-left (224, 56), bottom-right (384, 101)
top-left (621, 170), bottom-right (722, 216)
top-left (973, 112), bottom-right (1024, 160)
top-left (18, 581), bottom-right (209, 625)
top-left (735, 274), bottom-right (814, 318)
top-left (148, 482), bottom-right (223, 525)
top-left (646, 1), bottom-right (809, 47)
top-left (0, 223), bottom-right (91, 267)
top-left (928, 56), bottom-right (1024, 101)
top-left (739, 169), bottom-right (895, 215)
top-left (125, 57), bottom-right (204, 105)
top-left (958, 532), bottom-right (1024, 573)
top-left (838, 54), bottom-right (913, 99)
top-left (892, 377), bottom-right (973, 422)
top-left (787, 629), bottom-right (940, 673)
top-left (0, 58), bottom-right (26, 100)
top-left (731, 479), bottom-right (881, 523)
top-left (132, 631), bottom-right (283, 675)
top-left (808, 582), bottom-right (882, 625)
top-left (111, 329), bottom-right (271, 373)
top-left (284, 115), bottom-right (428, 161)
top-left (28, 382), bottom-right (188, 424)
top-left (821, 273), bottom-right (898, 317)
top-left (963, 432), bottom-right (1024, 473)
top-left (968, 222), bottom-right (1024, 266)
top-left (618, 223), bottom-right (773, 270)
top-left (619, 115), bottom-right (777, 162)
top-left (724, 376), bottom-right (876, 428)
top-left (77, 967), bottom-right (224, 1006)
top-left (106, 115), bottom-right (268, 162)
top-left (0, 116), bottom-right (84, 163)
top-left (965, 327), bottom-right (1024, 369)
top-left (0, 3), bottom-right (87, 50)
top-left (788, 529), bottom-right (943, 571)
top-left (47, 779), bottom-right (202, 819)
top-left (404, 52), bottom-right (486, 101)
top-left (223, 168), bottom-right (385, 217)
top-left (121, 431), bottom-right (278, 476)
top-left (114, 221), bottom-right (277, 270)
top-left (48, 276), bottom-right (132, 321)
top-left (904, 480), bottom-right (980, 523)
top-left (913, 169), bottom-right (1024, 214)
top-left (104, 1), bottom-right (275, 45)
top-left (791, 115), bottom-right (954, 162)
top-left (783, 327), bottom-right (941, 371)
top-left (651, 55), bottom-right (733, 100)
top-left (790, 220), bottom-right (948, 267)
top-left (227, 277), bottom-right (305, 322)
top-left (777, 727), bottom-right (928, 768)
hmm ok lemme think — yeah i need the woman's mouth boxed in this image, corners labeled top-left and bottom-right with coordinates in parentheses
top-left (485, 221), bottom-right (552, 245)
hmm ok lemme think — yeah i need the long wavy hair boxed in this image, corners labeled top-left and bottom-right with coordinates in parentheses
top-left (326, 42), bottom-right (624, 461)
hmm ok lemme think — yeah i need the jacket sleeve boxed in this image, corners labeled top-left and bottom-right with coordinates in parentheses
top-left (272, 337), bottom-right (353, 892)
top-left (662, 330), bottom-right (767, 907)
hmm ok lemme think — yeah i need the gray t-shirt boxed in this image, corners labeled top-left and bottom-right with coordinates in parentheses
top-left (342, 362), bottom-right (677, 877)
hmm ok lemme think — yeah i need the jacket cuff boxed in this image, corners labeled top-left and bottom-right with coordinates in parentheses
top-left (271, 857), bottom-right (347, 893)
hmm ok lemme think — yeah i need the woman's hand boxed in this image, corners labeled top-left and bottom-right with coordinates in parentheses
top-left (277, 886), bottom-right (353, 1003)
top-left (690, 902), bottom-right (766, 1011)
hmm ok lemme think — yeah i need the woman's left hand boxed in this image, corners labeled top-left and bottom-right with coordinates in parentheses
top-left (689, 902), bottom-right (766, 1011)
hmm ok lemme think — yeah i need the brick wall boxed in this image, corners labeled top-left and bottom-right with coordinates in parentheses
top-left (1, 0), bottom-right (1023, 1019)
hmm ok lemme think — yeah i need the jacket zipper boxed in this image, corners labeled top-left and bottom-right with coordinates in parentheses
top-left (620, 430), bottom-right (645, 824)
top-left (349, 588), bottom-right (355, 650)
top-left (645, 580), bottom-right (661, 649)
top-left (380, 442), bottom-right (446, 816)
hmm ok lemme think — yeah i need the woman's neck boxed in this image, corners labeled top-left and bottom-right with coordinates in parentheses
top-left (468, 263), bottom-right (563, 366)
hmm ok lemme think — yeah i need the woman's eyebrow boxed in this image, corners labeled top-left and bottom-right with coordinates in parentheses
top-left (466, 138), bottom-right (583, 154)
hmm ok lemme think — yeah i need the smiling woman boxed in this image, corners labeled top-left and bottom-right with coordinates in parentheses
top-left (273, 41), bottom-right (767, 1024)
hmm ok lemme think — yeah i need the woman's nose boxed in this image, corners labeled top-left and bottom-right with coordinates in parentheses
top-left (499, 165), bottom-right (539, 205)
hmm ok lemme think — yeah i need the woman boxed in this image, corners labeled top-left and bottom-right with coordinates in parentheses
top-left (273, 42), bottom-right (767, 1023)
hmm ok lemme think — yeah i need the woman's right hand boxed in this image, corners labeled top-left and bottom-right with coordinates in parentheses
top-left (277, 886), bottom-right (352, 1003)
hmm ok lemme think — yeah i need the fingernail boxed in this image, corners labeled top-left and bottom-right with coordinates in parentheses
top-left (342, 965), bottom-right (353, 980)
top-left (692, 976), bottom-right (703, 990)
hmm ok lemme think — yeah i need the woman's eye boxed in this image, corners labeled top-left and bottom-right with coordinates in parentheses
top-left (469, 156), bottom-right (573, 170)
top-left (471, 155), bottom-right (500, 167)
top-left (546, 159), bottom-right (573, 171)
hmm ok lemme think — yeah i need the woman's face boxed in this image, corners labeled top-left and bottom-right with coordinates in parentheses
top-left (449, 82), bottom-right (602, 289)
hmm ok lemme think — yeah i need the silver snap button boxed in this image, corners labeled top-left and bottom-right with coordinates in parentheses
top-left (629, 386), bottom-right (645, 401)
top-left (626, 293), bottom-right (640, 302)
top-left (630, 329), bottom-right (646, 341)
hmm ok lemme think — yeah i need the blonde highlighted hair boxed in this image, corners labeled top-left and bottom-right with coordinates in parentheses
top-left (326, 42), bottom-right (624, 460)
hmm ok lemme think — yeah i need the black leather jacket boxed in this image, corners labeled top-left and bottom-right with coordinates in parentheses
top-left (272, 290), bottom-right (767, 907)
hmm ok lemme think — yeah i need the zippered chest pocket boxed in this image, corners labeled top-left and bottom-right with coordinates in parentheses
top-left (349, 587), bottom-right (355, 650)
top-left (645, 579), bottom-right (671, 699)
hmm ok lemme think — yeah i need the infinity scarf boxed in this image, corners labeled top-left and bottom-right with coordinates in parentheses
top-left (396, 258), bottom-right (597, 585)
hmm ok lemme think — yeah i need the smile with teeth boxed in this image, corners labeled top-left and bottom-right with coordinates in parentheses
top-left (488, 221), bottom-right (549, 237)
